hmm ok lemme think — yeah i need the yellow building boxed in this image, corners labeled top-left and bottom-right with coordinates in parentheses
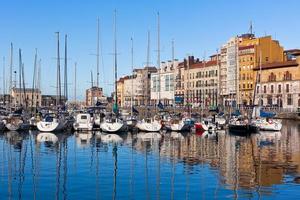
top-left (253, 53), bottom-right (300, 110)
top-left (116, 76), bottom-right (128, 107)
top-left (85, 86), bottom-right (104, 107)
top-left (238, 34), bottom-right (284, 105)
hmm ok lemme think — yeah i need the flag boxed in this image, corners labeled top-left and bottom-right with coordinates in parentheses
top-left (132, 106), bottom-right (139, 114)
top-left (157, 101), bottom-right (164, 110)
top-left (96, 101), bottom-right (102, 106)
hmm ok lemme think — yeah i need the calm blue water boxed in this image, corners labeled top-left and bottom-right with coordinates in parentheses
top-left (1, 121), bottom-right (300, 199)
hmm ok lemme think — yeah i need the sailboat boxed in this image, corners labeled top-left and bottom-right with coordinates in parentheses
top-left (251, 51), bottom-right (282, 131)
top-left (5, 49), bottom-right (30, 132)
top-left (100, 10), bottom-right (127, 133)
top-left (136, 13), bottom-right (163, 132)
top-left (124, 38), bottom-right (137, 130)
top-left (37, 32), bottom-right (68, 132)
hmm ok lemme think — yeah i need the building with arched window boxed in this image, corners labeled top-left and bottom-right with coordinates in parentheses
top-left (254, 53), bottom-right (300, 110)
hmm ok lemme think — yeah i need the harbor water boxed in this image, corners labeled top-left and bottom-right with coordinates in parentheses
top-left (1, 120), bottom-right (300, 199)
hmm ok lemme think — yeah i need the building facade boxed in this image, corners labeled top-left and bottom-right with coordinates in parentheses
top-left (151, 61), bottom-right (177, 106)
top-left (184, 55), bottom-right (219, 108)
top-left (11, 88), bottom-right (42, 107)
top-left (220, 36), bottom-right (239, 106)
top-left (253, 57), bottom-right (300, 110)
top-left (85, 86), bottom-right (105, 107)
top-left (238, 34), bottom-right (284, 105)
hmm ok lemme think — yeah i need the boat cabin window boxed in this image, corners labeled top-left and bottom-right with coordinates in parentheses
top-left (81, 115), bottom-right (88, 120)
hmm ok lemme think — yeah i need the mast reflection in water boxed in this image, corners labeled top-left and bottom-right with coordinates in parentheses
top-left (1, 121), bottom-right (300, 199)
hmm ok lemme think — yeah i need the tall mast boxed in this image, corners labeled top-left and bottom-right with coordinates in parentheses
top-left (259, 50), bottom-right (262, 104)
top-left (19, 49), bottom-right (22, 107)
top-left (91, 70), bottom-right (94, 88)
top-left (2, 57), bottom-right (5, 96)
top-left (96, 18), bottom-right (100, 87)
top-left (64, 34), bottom-right (68, 101)
top-left (113, 9), bottom-right (118, 113)
top-left (157, 12), bottom-right (161, 104)
top-left (146, 30), bottom-right (150, 67)
top-left (74, 62), bottom-right (77, 104)
top-left (146, 30), bottom-right (151, 106)
top-left (9, 43), bottom-right (13, 108)
top-left (22, 63), bottom-right (27, 109)
top-left (31, 49), bottom-right (37, 111)
top-left (172, 39), bottom-right (175, 107)
top-left (38, 59), bottom-right (41, 90)
top-left (130, 37), bottom-right (134, 116)
top-left (56, 32), bottom-right (61, 107)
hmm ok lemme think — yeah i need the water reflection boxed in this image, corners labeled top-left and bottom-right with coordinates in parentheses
top-left (0, 121), bottom-right (300, 199)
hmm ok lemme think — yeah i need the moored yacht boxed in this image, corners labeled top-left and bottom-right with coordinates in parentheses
top-left (37, 113), bottom-right (67, 132)
top-left (73, 113), bottom-right (94, 131)
top-left (4, 114), bottom-right (30, 131)
top-left (136, 116), bottom-right (162, 132)
top-left (100, 117), bottom-right (127, 133)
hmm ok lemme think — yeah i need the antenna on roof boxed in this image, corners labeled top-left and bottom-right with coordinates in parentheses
top-left (249, 21), bottom-right (253, 35)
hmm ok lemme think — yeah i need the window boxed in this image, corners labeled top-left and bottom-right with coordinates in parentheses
top-left (271, 85), bottom-right (274, 93)
top-left (243, 84), bottom-right (245, 89)
top-left (264, 85), bottom-right (266, 93)
top-left (266, 57), bottom-right (269, 62)
top-left (257, 86), bottom-right (260, 93)
top-left (284, 71), bottom-right (292, 81)
top-left (268, 73), bottom-right (276, 82)
top-left (278, 85), bottom-right (281, 93)
top-left (267, 96), bottom-right (272, 105)
top-left (286, 84), bottom-right (289, 93)
top-left (287, 94), bottom-right (292, 105)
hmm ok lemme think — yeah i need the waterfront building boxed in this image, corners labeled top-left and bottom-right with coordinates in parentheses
top-left (151, 61), bottom-right (177, 105)
top-left (184, 55), bottom-right (219, 108)
top-left (253, 53), bottom-right (300, 111)
top-left (116, 76), bottom-right (128, 107)
top-left (238, 34), bottom-right (284, 105)
top-left (41, 95), bottom-right (67, 107)
top-left (124, 66), bottom-right (157, 107)
top-left (85, 86), bottom-right (105, 107)
top-left (174, 61), bottom-right (185, 106)
top-left (11, 88), bottom-right (42, 107)
top-left (219, 36), bottom-right (240, 106)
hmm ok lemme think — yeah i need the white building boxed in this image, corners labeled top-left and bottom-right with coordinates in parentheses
top-left (123, 66), bottom-right (157, 107)
top-left (220, 37), bottom-right (239, 106)
top-left (151, 60), bottom-right (178, 106)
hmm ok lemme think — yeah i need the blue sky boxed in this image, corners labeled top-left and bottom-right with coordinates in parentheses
top-left (0, 0), bottom-right (299, 99)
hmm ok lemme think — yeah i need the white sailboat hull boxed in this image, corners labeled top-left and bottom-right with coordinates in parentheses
top-left (100, 121), bottom-right (127, 133)
top-left (37, 120), bottom-right (66, 132)
top-left (136, 121), bottom-right (162, 132)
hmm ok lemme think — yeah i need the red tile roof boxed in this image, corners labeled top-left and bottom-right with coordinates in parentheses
top-left (189, 60), bottom-right (218, 69)
top-left (253, 60), bottom-right (298, 70)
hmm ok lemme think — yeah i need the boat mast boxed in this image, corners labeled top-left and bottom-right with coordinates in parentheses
top-left (31, 49), bottom-right (37, 113)
top-left (9, 43), bottom-right (13, 109)
top-left (22, 63), bottom-right (27, 109)
top-left (55, 32), bottom-right (62, 107)
top-left (38, 59), bottom-right (41, 91)
top-left (74, 62), bottom-right (77, 105)
top-left (2, 57), bottom-right (5, 101)
top-left (96, 18), bottom-right (100, 88)
top-left (113, 10), bottom-right (118, 114)
top-left (172, 39), bottom-right (176, 111)
top-left (18, 49), bottom-right (22, 107)
top-left (64, 34), bottom-right (68, 101)
top-left (91, 70), bottom-right (94, 88)
top-left (157, 12), bottom-right (161, 106)
top-left (130, 37), bottom-right (134, 117)
top-left (146, 30), bottom-right (151, 106)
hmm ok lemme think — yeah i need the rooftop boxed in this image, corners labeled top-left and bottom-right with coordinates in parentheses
top-left (253, 60), bottom-right (298, 70)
